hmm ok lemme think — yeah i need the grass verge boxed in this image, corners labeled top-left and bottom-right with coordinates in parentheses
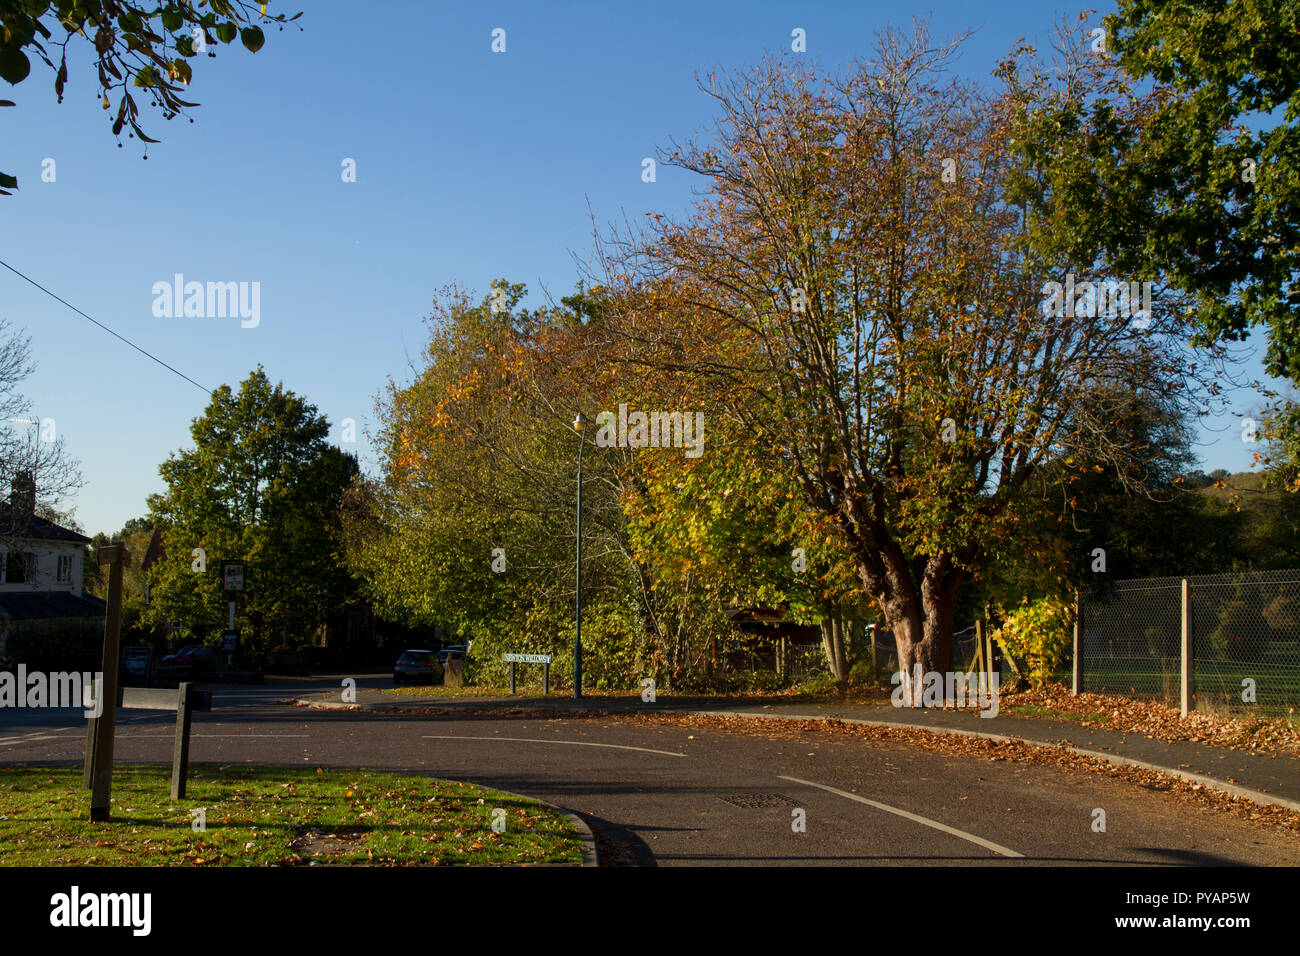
top-left (0, 764), bottom-right (583, 866)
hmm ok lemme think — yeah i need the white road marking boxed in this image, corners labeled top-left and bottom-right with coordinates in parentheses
top-left (0, 726), bottom-right (96, 745)
top-left (0, 733), bottom-right (65, 745)
top-left (116, 738), bottom-right (309, 743)
top-left (778, 774), bottom-right (1024, 859)
top-left (422, 734), bottom-right (686, 757)
top-left (0, 713), bottom-right (158, 746)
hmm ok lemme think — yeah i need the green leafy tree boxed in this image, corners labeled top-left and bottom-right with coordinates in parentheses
top-left (1256, 401), bottom-right (1300, 565)
top-left (341, 284), bottom-right (647, 689)
top-left (86, 517), bottom-right (159, 642)
top-left (86, 515), bottom-right (152, 594)
top-left (999, 3), bottom-right (1300, 378)
top-left (622, 412), bottom-right (865, 682)
top-left (0, 0), bottom-right (301, 194)
top-left (145, 367), bottom-right (358, 651)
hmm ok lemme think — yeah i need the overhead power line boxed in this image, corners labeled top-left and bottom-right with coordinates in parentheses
top-left (0, 257), bottom-right (213, 398)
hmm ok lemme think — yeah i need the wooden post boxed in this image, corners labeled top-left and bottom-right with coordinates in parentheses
top-left (1072, 588), bottom-right (1081, 696)
top-left (82, 716), bottom-right (97, 789)
top-left (90, 543), bottom-right (128, 822)
top-left (543, 663), bottom-right (549, 695)
top-left (990, 630), bottom-right (1011, 686)
top-left (1180, 579), bottom-right (1193, 717)
top-left (171, 682), bottom-right (194, 801)
top-left (974, 620), bottom-right (985, 681)
top-left (509, 660), bottom-right (516, 696)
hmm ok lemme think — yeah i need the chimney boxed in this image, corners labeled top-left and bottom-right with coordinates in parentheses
top-left (11, 471), bottom-right (35, 516)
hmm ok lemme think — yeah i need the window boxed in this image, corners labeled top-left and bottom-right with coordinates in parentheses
top-left (57, 555), bottom-right (73, 584)
top-left (5, 553), bottom-right (33, 584)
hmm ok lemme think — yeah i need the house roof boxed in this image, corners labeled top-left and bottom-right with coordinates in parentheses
top-left (0, 591), bottom-right (106, 620)
top-left (0, 506), bottom-right (92, 544)
top-left (725, 606), bottom-right (788, 623)
top-left (725, 606), bottom-right (820, 642)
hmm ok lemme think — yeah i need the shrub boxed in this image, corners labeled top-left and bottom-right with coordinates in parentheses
top-left (708, 669), bottom-right (792, 693)
top-left (991, 595), bottom-right (1074, 688)
top-left (1209, 575), bottom-right (1265, 663)
top-left (848, 657), bottom-right (877, 683)
top-left (1144, 624), bottom-right (1178, 659)
top-left (791, 673), bottom-right (839, 695)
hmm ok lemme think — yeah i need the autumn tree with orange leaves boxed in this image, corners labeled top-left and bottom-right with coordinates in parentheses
top-left (594, 25), bottom-right (1222, 702)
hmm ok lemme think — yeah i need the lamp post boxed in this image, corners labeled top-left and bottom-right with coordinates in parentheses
top-left (572, 412), bottom-right (588, 699)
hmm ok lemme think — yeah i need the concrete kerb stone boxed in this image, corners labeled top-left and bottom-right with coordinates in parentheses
top-left (528, 797), bottom-right (600, 867)
top-left (468, 783), bottom-right (598, 867)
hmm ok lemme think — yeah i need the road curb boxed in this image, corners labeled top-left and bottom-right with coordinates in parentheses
top-left (293, 697), bottom-right (600, 864)
top-left (532, 800), bottom-right (601, 868)
top-left (453, 783), bottom-right (598, 867)
top-left (292, 695), bottom-right (1300, 817)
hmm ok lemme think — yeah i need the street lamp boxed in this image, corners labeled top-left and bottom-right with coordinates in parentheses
top-left (572, 412), bottom-right (588, 699)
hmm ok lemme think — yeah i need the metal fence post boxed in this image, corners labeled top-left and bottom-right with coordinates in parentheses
top-left (1072, 588), bottom-right (1081, 696)
top-left (1180, 578), bottom-right (1193, 717)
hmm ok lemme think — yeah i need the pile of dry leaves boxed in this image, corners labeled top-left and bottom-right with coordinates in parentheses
top-left (1002, 683), bottom-right (1300, 758)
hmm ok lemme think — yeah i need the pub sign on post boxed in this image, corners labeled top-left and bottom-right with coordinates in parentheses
top-left (221, 560), bottom-right (246, 595)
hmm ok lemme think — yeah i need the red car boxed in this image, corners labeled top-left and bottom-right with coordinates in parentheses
top-left (159, 644), bottom-right (223, 677)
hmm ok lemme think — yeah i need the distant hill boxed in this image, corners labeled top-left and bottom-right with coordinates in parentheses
top-left (1188, 470), bottom-right (1299, 568)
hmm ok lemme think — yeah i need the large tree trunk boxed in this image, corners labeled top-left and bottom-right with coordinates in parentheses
top-left (819, 481), bottom-right (971, 705)
top-left (878, 556), bottom-right (963, 706)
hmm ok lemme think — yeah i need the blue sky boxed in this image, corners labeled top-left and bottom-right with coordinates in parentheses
top-left (0, 0), bottom-right (1287, 536)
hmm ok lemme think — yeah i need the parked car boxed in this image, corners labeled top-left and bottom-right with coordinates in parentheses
top-left (161, 644), bottom-right (203, 664)
top-left (158, 644), bottom-right (224, 677)
top-left (437, 645), bottom-right (468, 666)
top-left (393, 649), bottom-right (444, 686)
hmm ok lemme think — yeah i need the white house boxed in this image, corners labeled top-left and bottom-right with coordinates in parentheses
top-left (0, 472), bottom-right (104, 650)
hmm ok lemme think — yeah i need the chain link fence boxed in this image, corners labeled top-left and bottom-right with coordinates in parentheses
top-left (785, 641), bottom-right (827, 677)
top-left (1080, 570), bottom-right (1300, 717)
top-left (953, 625), bottom-right (979, 671)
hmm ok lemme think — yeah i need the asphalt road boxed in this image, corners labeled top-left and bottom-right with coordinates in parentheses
top-left (3, 675), bottom-right (1297, 866)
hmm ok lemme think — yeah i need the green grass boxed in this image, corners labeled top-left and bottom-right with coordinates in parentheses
top-left (1004, 704), bottom-right (1088, 722)
top-left (0, 765), bottom-right (583, 866)
top-left (1079, 659), bottom-right (1300, 716)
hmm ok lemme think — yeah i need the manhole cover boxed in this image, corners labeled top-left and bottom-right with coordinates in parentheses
top-left (716, 792), bottom-right (797, 809)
